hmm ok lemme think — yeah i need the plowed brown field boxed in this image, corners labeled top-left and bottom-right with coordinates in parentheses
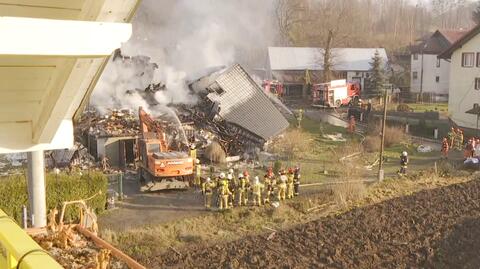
top-left (152, 179), bottom-right (480, 269)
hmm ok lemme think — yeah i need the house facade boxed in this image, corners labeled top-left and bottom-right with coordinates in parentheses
top-left (410, 30), bottom-right (467, 102)
top-left (439, 25), bottom-right (480, 130)
top-left (267, 47), bottom-right (389, 98)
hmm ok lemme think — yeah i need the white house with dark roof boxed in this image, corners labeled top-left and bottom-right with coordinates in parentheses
top-left (439, 24), bottom-right (480, 131)
top-left (267, 47), bottom-right (388, 97)
top-left (410, 30), bottom-right (467, 101)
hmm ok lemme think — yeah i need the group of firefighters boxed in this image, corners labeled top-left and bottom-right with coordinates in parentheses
top-left (194, 163), bottom-right (301, 210)
top-left (441, 127), bottom-right (480, 159)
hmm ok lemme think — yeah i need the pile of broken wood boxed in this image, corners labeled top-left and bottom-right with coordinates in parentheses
top-left (78, 109), bottom-right (139, 137)
top-left (177, 104), bottom-right (257, 156)
top-left (31, 209), bottom-right (128, 269)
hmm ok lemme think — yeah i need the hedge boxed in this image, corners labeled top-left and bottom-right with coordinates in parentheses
top-left (0, 171), bottom-right (107, 224)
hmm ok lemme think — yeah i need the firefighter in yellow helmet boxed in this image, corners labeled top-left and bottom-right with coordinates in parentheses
top-left (194, 159), bottom-right (202, 188)
top-left (277, 170), bottom-right (287, 201)
top-left (218, 173), bottom-right (232, 210)
top-left (202, 177), bottom-right (216, 210)
top-left (236, 173), bottom-right (248, 206)
top-left (263, 174), bottom-right (273, 204)
top-left (287, 168), bottom-right (295, 199)
top-left (237, 171), bottom-right (250, 206)
top-left (251, 176), bottom-right (264, 206)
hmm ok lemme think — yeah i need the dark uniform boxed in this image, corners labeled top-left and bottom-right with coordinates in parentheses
top-left (293, 167), bottom-right (301, 196)
top-left (400, 153), bottom-right (408, 175)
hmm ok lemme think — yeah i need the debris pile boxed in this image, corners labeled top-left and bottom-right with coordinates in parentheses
top-left (77, 109), bottom-right (139, 137)
top-left (33, 226), bottom-right (127, 269)
top-left (46, 143), bottom-right (96, 170)
top-left (178, 103), bottom-right (254, 156)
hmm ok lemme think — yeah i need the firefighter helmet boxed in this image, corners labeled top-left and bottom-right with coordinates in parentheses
top-left (219, 172), bottom-right (226, 178)
top-left (402, 151), bottom-right (408, 157)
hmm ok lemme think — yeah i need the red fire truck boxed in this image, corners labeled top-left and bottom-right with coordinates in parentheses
top-left (312, 79), bottom-right (361, 108)
top-left (262, 80), bottom-right (284, 97)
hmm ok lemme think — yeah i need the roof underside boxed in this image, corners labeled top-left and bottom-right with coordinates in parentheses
top-left (439, 25), bottom-right (480, 59)
top-left (411, 30), bottom-right (468, 55)
top-left (203, 64), bottom-right (289, 140)
top-left (0, 0), bottom-right (139, 153)
top-left (268, 47), bottom-right (388, 71)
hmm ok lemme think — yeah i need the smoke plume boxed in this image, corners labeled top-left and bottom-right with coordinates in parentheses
top-left (91, 0), bottom-right (277, 115)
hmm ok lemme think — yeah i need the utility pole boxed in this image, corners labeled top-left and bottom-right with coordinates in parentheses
top-left (419, 43), bottom-right (427, 103)
top-left (378, 85), bottom-right (391, 181)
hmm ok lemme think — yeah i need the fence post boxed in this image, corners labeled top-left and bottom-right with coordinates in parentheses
top-left (118, 173), bottom-right (124, 200)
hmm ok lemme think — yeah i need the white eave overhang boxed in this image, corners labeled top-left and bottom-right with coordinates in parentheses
top-left (0, 0), bottom-right (139, 153)
top-left (0, 16), bottom-right (131, 56)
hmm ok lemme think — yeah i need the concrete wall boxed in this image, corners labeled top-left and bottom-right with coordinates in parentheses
top-left (449, 34), bottom-right (480, 129)
top-left (411, 54), bottom-right (450, 96)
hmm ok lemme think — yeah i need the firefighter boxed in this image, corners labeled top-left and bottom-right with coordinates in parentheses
top-left (237, 172), bottom-right (249, 206)
top-left (447, 127), bottom-right (456, 148)
top-left (465, 139), bottom-right (475, 159)
top-left (348, 115), bottom-right (356, 133)
top-left (266, 167), bottom-right (274, 179)
top-left (287, 168), bottom-right (295, 199)
top-left (441, 137), bottom-right (449, 159)
top-left (263, 174), bottom-right (273, 204)
top-left (293, 166), bottom-right (301, 196)
top-left (251, 176), bottom-right (264, 206)
top-left (101, 156), bottom-right (110, 171)
top-left (399, 151), bottom-right (409, 175)
top-left (202, 177), bottom-right (216, 210)
top-left (236, 173), bottom-right (247, 206)
top-left (189, 144), bottom-right (197, 160)
top-left (296, 108), bottom-right (304, 128)
top-left (194, 159), bottom-right (202, 188)
top-left (456, 129), bottom-right (464, 150)
top-left (227, 173), bottom-right (236, 207)
top-left (214, 172), bottom-right (226, 207)
top-left (219, 175), bottom-right (232, 210)
top-left (277, 170), bottom-right (287, 201)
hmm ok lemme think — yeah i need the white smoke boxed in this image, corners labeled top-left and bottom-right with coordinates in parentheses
top-left (91, 0), bottom-right (277, 115)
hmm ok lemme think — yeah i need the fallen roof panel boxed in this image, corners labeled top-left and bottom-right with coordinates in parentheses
top-left (196, 64), bottom-right (289, 140)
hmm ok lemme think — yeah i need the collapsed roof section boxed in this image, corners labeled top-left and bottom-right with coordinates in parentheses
top-left (190, 64), bottom-right (289, 141)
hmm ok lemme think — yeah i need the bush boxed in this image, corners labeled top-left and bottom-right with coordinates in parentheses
top-left (204, 141), bottom-right (226, 163)
top-left (363, 135), bottom-right (381, 152)
top-left (331, 181), bottom-right (367, 206)
top-left (0, 172), bottom-right (107, 224)
top-left (364, 122), bottom-right (409, 152)
top-left (270, 129), bottom-right (313, 160)
top-left (397, 104), bottom-right (412, 112)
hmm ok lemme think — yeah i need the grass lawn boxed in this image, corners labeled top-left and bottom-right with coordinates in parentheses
top-left (387, 102), bottom-right (448, 113)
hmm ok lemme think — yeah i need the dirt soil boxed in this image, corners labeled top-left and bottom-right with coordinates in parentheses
top-left (152, 179), bottom-right (480, 269)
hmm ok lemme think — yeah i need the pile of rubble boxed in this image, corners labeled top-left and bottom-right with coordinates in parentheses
top-left (34, 226), bottom-right (127, 269)
top-left (178, 103), bottom-right (252, 157)
top-left (77, 109), bottom-right (139, 137)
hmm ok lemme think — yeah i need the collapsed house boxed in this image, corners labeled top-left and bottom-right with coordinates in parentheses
top-left (75, 64), bottom-right (289, 166)
top-left (76, 109), bottom-right (139, 170)
top-left (182, 64), bottom-right (289, 157)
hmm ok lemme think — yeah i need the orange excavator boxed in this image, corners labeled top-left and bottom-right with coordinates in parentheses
top-left (137, 107), bottom-right (194, 192)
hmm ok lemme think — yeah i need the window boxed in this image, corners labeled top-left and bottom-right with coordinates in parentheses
top-left (477, 53), bottom-right (480, 67)
top-left (437, 58), bottom-right (441, 68)
top-left (462, 53), bottom-right (475, 67)
top-left (413, 54), bottom-right (419, 60)
top-left (436, 76), bottom-right (440, 83)
top-left (413, 71), bottom-right (418, 80)
top-left (475, 78), bottom-right (480, 90)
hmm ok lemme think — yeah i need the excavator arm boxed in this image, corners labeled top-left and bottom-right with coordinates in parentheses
top-left (138, 107), bottom-right (168, 152)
